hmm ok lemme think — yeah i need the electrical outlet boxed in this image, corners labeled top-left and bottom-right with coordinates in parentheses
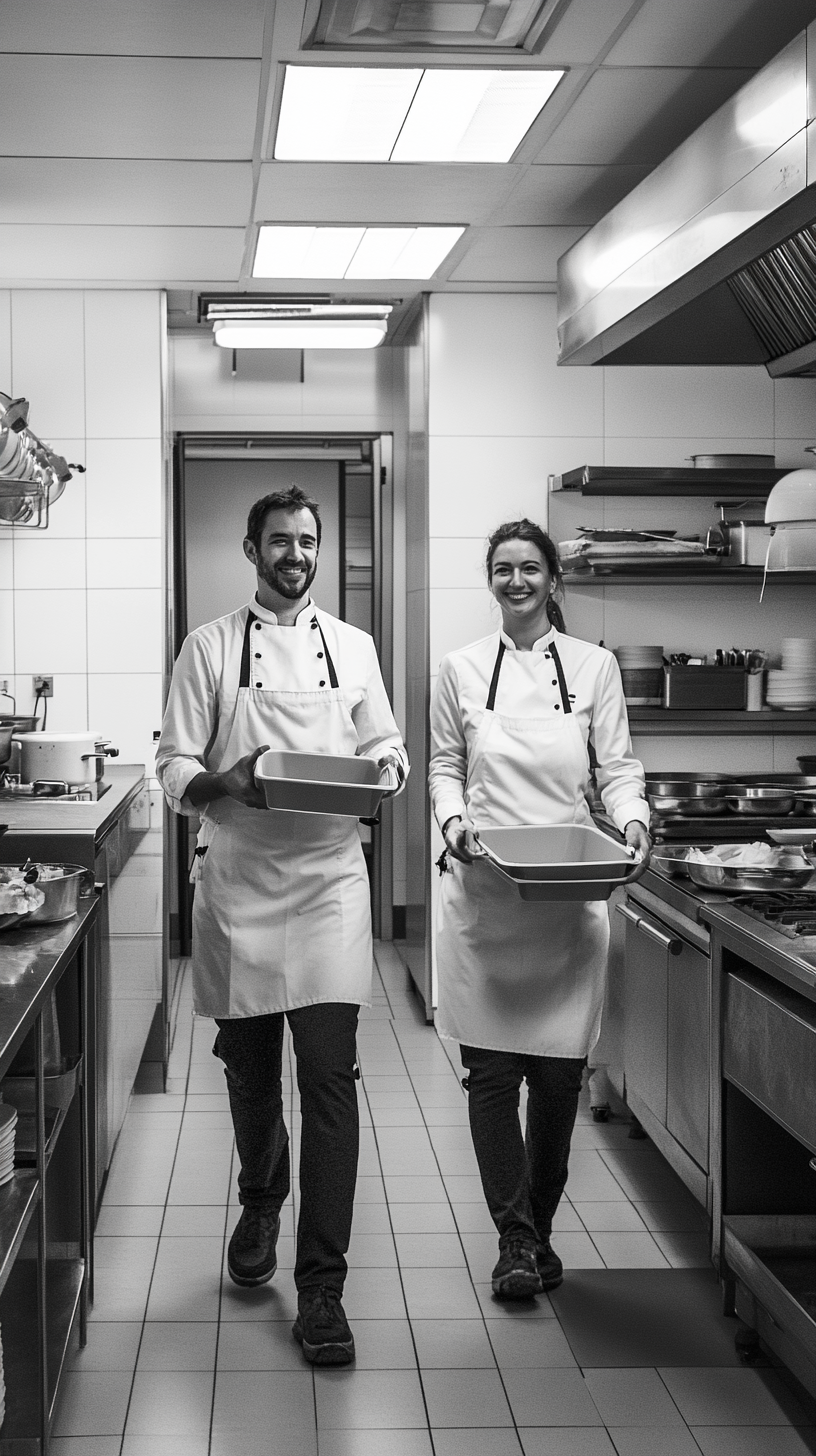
top-left (32, 675), bottom-right (53, 697)
top-left (0, 680), bottom-right (8, 696)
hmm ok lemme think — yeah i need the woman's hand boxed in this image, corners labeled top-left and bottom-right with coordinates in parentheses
top-left (443, 814), bottom-right (479, 864)
top-left (624, 820), bottom-right (652, 882)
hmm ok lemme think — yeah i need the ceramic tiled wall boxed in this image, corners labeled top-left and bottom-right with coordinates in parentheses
top-left (0, 289), bottom-right (165, 771)
top-left (428, 292), bottom-right (816, 774)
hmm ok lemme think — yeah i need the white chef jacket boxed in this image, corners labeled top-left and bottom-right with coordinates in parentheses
top-left (157, 595), bottom-right (408, 815)
top-left (429, 624), bottom-right (648, 836)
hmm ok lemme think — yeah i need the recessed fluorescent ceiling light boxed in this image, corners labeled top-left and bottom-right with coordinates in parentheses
top-left (253, 225), bottom-right (464, 279)
top-left (274, 65), bottom-right (563, 163)
top-left (214, 319), bottom-right (387, 349)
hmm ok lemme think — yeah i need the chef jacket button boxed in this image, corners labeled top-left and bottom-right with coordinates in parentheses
top-left (311, 621), bottom-right (318, 629)
top-left (256, 682), bottom-right (262, 688)
top-left (319, 679), bottom-right (326, 687)
top-left (554, 703), bottom-right (560, 710)
top-left (255, 622), bottom-right (262, 630)
top-left (317, 651), bottom-right (324, 659)
top-left (552, 680), bottom-right (557, 686)
top-left (254, 652), bottom-right (261, 659)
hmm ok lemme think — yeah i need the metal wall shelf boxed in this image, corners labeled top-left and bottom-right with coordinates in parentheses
top-left (553, 465), bottom-right (786, 497)
top-left (563, 569), bottom-right (816, 586)
top-left (629, 708), bottom-right (816, 735)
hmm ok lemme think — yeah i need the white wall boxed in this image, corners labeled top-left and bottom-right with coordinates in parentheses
top-left (428, 292), bottom-right (816, 774)
top-left (0, 290), bottom-right (165, 771)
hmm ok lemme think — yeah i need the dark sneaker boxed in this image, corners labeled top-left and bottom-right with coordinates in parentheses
top-left (491, 1235), bottom-right (543, 1300)
top-left (227, 1206), bottom-right (280, 1287)
top-left (293, 1286), bottom-right (355, 1366)
top-left (536, 1239), bottom-right (564, 1291)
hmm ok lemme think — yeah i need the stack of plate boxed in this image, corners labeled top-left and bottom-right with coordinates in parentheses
top-left (766, 638), bottom-right (816, 710)
top-left (0, 1104), bottom-right (17, 1187)
top-left (614, 646), bottom-right (664, 705)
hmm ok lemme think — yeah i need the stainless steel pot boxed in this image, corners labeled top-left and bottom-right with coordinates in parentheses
top-left (724, 787), bottom-right (796, 815)
top-left (0, 725), bottom-right (12, 765)
top-left (648, 779), bottom-right (728, 798)
top-left (649, 793), bottom-right (728, 815)
top-left (19, 864), bottom-right (95, 924)
top-left (689, 454), bottom-right (775, 468)
top-left (0, 716), bottom-right (39, 734)
top-left (685, 855), bottom-right (813, 891)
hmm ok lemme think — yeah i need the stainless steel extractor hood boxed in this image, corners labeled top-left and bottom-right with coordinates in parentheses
top-left (557, 25), bottom-right (816, 375)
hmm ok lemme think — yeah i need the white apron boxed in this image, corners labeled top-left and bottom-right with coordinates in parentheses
top-left (436, 638), bottom-right (610, 1058)
top-left (191, 610), bottom-right (373, 1019)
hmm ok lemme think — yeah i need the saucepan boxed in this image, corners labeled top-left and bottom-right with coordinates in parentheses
top-left (723, 786), bottom-right (796, 816)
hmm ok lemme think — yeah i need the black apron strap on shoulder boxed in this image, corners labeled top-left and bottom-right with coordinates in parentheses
top-left (315, 618), bottom-right (340, 689)
top-left (239, 610), bottom-right (257, 689)
top-left (485, 640), bottom-right (506, 711)
top-left (549, 641), bottom-right (572, 714)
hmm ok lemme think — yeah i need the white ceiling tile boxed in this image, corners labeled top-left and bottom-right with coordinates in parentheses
top-left (490, 163), bottom-right (650, 225)
top-left (0, 0), bottom-right (266, 55)
top-left (0, 160), bottom-right (253, 227)
top-left (0, 57), bottom-right (261, 159)
top-left (606, 0), bottom-right (816, 67)
top-left (449, 226), bottom-right (586, 282)
top-left (0, 227), bottom-right (245, 283)
top-left (255, 162), bottom-right (515, 225)
top-left (534, 66), bottom-right (752, 165)
top-left (536, 0), bottom-right (642, 64)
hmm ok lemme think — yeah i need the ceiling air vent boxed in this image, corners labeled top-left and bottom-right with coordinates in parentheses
top-left (728, 224), bottom-right (816, 378)
top-left (301, 0), bottom-right (569, 51)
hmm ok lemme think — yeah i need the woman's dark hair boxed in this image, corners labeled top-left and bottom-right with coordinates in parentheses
top-left (486, 518), bottom-right (566, 633)
top-left (246, 486), bottom-right (322, 551)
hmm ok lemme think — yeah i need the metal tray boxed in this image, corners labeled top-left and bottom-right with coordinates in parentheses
top-left (255, 749), bottom-right (385, 818)
top-left (484, 858), bottom-right (618, 901)
top-left (685, 848), bottom-right (814, 892)
top-left (474, 823), bottom-right (639, 888)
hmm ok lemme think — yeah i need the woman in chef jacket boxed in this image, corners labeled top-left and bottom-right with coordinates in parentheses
top-left (429, 518), bottom-right (650, 1300)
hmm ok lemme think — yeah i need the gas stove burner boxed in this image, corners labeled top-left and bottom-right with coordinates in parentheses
top-left (0, 774), bottom-right (108, 803)
top-left (733, 891), bottom-right (816, 938)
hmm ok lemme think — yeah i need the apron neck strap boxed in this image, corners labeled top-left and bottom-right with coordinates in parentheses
top-left (485, 640), bottom-right (506, 711)
top-left (549, 641), bottom-right (572, 714)
top-left (239, 609), bottom-right (340, 691)
top-left (239, 610), bottom-right (257, 689)
top-left (485, 635), bottom-right (572, 714)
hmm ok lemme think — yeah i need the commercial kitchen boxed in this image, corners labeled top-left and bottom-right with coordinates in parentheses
top-left (2, 0), bottom-right (816, 1450)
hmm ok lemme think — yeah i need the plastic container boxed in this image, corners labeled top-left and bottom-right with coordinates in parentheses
top-left (255, 749), bottom-right (385, 818)
top-left (474, 823), bottom-right (640, 900)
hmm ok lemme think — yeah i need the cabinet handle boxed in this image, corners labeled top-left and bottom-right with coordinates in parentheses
top-left (616, 901), bottom-right (683, 956)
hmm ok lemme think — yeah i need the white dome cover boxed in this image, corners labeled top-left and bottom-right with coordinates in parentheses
top-left (765, 468), bottom-right (816, 523)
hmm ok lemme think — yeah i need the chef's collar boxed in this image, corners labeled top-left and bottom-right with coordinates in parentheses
top-left (250, 595), bottom-right (314, 627)
top-left (500, 622), bottom-right (557, 652)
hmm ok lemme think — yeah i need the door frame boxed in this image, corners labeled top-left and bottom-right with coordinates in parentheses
top-left (167, 430), bottom-right (396, 951)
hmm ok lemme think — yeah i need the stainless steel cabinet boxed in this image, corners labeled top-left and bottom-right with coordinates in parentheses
top-left (621, 896), bottom-right (710, 1193)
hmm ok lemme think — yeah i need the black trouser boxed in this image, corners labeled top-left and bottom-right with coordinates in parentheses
top-left (214, 1003), bottom-right (359, 1293)
top-left (460, 1045), bottom-right (585, 1245)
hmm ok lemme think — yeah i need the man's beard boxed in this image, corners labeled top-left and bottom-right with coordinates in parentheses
top-left (258, 556), bottom-right (317, 601)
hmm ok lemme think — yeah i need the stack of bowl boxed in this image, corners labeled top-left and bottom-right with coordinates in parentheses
top-left (765, 637), bottom-right (816, 711)
top-left (614, 646), bottom-right (664, 705)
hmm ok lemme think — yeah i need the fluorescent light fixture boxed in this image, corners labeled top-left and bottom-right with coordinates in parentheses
top-left (213, 319), bottom-right (387, 349)
top-left (274, 65), bottom-right (564, 163)
top-left (275, 66), bottom-right (422, 161)
top-left (252, 225), bottom-right (465, 279)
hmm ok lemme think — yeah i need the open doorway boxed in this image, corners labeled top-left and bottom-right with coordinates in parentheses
top-left (168, 432), bottom-right (394, 954)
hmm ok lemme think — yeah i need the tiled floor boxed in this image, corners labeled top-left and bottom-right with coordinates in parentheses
top-left (53, 945), bottom-right (816, 1456)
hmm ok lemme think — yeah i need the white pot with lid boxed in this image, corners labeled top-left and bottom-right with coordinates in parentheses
top-left (12, 732), bottom-right (117, 785)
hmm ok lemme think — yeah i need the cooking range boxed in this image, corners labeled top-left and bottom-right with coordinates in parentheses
top-left (732, 891), bottom-right (816, 938)
top-left (0, 775), bottom-right (110, 802)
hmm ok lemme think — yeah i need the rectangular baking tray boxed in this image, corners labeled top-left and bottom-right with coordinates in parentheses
top-left (485, 858), bottom-right (618, 901)
top-left (475, 824), bottom-right (637, 882)
top-left (255, 749), bottom-right (385, 818)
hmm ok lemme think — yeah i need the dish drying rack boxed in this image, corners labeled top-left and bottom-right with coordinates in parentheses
top-left (0, 394), bottom-right (84, 529)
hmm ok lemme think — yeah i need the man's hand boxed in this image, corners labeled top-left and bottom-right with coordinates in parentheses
top-left (624, 820), bottom-right (652, 883)
top-left (220, 746), bottom-right (271, 809)
top-left (377, 755), bottom-right (405, 797)
top-left (443, 813), bottom-right (479, 864)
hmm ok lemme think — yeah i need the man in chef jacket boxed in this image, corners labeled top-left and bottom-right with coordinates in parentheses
top-left (156, 485), bottom-right (408, 1366)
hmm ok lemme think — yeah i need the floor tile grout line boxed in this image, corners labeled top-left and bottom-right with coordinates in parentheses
top-left (209, 1139), bottom-right (238, 1456)
top-left (115, 966), bottom-right (198, 1456)
top-left (357, 1040), bottom-right (439, 1456)
top-left (381, 1017), bottom-right (528, 1455)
